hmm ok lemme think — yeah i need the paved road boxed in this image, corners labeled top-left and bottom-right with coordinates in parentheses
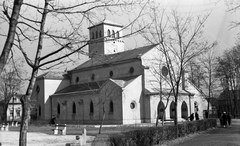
top-left (171, 119), bottom-right (240, 146)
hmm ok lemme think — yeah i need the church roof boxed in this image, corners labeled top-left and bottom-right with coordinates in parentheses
top-left (55, 80), bottom-right (107, 94)
top-left (71, 44), bottom-right (158, 71)
top-left (88, 20), bottom-right (123, 29)
top-left (110, 76), bottom-right (137, 88)
top-left (37, 71), bottom-right (65, 80)
top-left (53, 76), bottom-right (138, 95)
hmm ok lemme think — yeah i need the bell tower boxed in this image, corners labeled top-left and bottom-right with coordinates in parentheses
top-left (88, 20), bottom-right (124, 58)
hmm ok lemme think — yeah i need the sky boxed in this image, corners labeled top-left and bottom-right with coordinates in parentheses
top-left (0, 0), bottom-right (240, 79)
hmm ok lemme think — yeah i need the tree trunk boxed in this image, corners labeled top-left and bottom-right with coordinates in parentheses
top-left (99, 105), bottom-right (105, 134)
top-left (19, 69), bottom-right (38, 146)
top-left (174, 97), bottom-right (178, 138)
top-left (19, 0), bottom-right (49, 144)
top-left (3, 103), bottom-right (9, 122)
top-left (0, 0), bottom-right (23, 73)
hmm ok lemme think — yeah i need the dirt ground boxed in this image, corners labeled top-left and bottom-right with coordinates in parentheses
top-left (0, 131), bottom-right (95, 146)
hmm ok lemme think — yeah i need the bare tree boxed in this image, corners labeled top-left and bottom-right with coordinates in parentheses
top-left (142, 4), bottom-right (212, 136)
top-left (0, 0), bottom-right (23, 73)
top-left (216, 44), bottom-right (240, 117)
top-left (1, 0), bottom-right (149, 145)
top-left (0, 57), bottom-right (25, 122)
top-left (196, 44), bottom-right (219, 118)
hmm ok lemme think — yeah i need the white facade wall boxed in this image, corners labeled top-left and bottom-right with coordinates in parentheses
top-left (122, 75), bottom-right (142, 124)
top-left (71, 60), bottom-right (142, 84)
top-left (44, 79), bottom-right (70, 120)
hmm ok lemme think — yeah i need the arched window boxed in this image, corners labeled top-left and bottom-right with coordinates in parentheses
top-left (158, 101), bottom-right (165, 120)
top-left (109, 101), bottom-right (114, 113)
top-left (99, 30), bottom-right (102, 38)
top-left (95, 31), bottom-right (98, 39)
top-left (116, 31), bottom-right (119, 38)
top-left (107, 29), bottom-right (111, 37)
top-left (57, 103), bottom-right (60, 114)
top-left (170, 101), bottom-right (176, 119)
top-left (92, 32), bottom-right (94, 39)
top-left (72, 102), bottom-right (76, 114)
top-left (90, 100), bottom-right (94, 114)
top-left (112, 30), bottom-right (115, 38)
top-left (39, 105), bottom-right (41, 116)
top-left (181, 101), bottom-right (188, 120)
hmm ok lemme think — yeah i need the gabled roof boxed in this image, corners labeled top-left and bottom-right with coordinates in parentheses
top-left (37, 71), bottom-right (65, 80)
top-left (70, 44), bottom-right (158, 71)
top-left (110, 76), bottom-right (138, 88)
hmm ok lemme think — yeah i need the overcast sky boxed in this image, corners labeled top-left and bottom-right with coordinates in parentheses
top-left (0, 0), bottom-right (239, 77)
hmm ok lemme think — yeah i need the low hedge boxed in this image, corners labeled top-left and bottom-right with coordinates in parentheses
top-left (109, 118), bottom-right (217, 146)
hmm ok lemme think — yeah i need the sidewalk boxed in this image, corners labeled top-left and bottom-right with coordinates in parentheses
top-left (168, 119), bottom-right (240, 146)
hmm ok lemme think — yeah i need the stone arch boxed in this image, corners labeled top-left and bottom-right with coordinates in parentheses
top-left (170, 101), bottom-right (176, 119)
top-left (116, 31), bottom-right (119, 38)
top-left (107, 29), bottom-right (111, 37)
top-left (112, 30), bottom-right (115, 38)
top-left (181, 101), bottom-right (188, 120)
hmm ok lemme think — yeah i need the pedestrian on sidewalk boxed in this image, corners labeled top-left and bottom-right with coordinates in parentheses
top-left (222, 112), bottom-right (227, 128)
top-left (195, 112), bottom-right (199, 120)
top-left (227, 112), bottom-right (232, 127)
top-left (189, 113), bottom-right (194, 121)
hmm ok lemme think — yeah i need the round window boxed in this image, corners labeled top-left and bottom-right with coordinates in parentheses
top-left (162, 66), bottom-right (168, 77)
top-left (130, 102), bottom-right (136, 109)
top-left (129, 67), bottom-right (134, 74)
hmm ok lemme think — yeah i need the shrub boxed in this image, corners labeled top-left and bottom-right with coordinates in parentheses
top-left (109, 118), bottom-right (217, 146)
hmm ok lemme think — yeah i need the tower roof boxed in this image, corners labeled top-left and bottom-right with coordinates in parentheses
top-left (70, 44), bottom-right (158, 72)
top-left (88, 20), bottom-right (123, 29)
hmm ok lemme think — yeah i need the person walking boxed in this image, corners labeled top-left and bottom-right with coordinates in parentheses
top-left (195, 112), bottom-right (199, 120)
top-left (227, 112), bottom-right (232, 127)
top-left (222, 112), bottom-right (227, 128)
top-left (189, 113), bottom-right (194, 121)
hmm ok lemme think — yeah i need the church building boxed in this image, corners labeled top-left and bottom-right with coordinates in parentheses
top-left (31, 20), bottom-right (209, 124)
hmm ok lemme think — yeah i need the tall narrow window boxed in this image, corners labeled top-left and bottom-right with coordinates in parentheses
top-left (112, 30), bottom-right (115, 38)
top-left (39, 105), bottom-right (41, 116)
top-left (116, 31), bottom-right (119, 38)
top-left (90, 100), bottom-right (94, 114)
top-left (57, 103), bottom-right (60, 114)
top-left (99, 30), bottom-right (102, 38)
top-left (95, 31), bottom-right (98, 39)
top-left (92, 32), bottom-right (94, 39)
top-left (107, 29), bottom-right (111, 37)
top-left (72, 102), bottom-right (76, 114)
top-left (109, 101), bottom-right (114, 113)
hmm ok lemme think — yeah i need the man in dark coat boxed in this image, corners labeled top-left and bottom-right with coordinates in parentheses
top-left (195, 112), bottom-right (199, 120)
top-left (189, 113), bottom-right (194, 121)
top-left (222, 112), bottom-right (227, 127)
top-left (227, 112), bottom-right (232, 127)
